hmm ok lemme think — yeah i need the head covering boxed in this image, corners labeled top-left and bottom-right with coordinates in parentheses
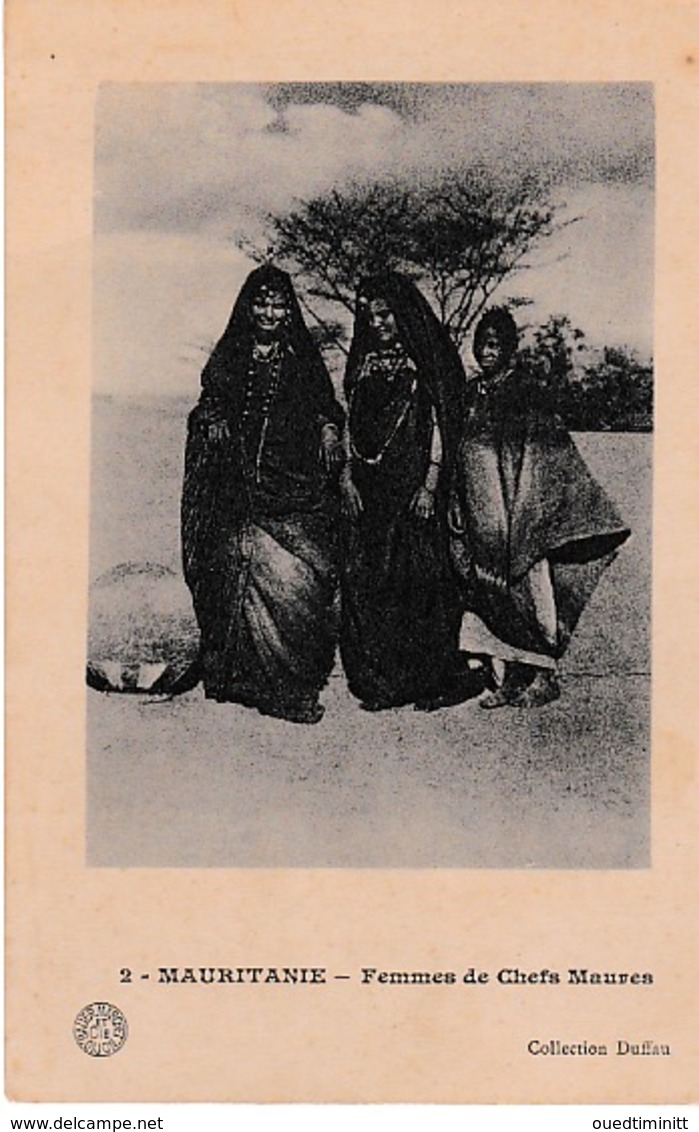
top-left (472, 307), bottom-right (519, 365)
top-left (201, 264), bottom-right (328, 394)
top-left (184, 263), bottom-right (343, 599)
top-left (346, 272), bottom-right (467, 464)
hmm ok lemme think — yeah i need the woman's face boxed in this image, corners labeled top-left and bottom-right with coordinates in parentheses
top-left (477, 327), bottom-right (507, 376)
top-left (367, 298), bottom-right (399, 348)
top-left (251, 288), bottom-right (288, 337)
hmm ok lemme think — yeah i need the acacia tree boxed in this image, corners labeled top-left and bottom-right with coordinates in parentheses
top-left (411, 170), bottom-right (560, 345)
top-left (239, 169), bottom-right (564, 353)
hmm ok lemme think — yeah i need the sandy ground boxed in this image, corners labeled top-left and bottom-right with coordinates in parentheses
top-left (87, 397), bottom-right (651, 868)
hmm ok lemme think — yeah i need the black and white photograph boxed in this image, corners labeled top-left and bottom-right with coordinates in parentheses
top-left (87, 82), bottom-right (653, 869)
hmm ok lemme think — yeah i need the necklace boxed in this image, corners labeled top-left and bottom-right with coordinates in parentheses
top-left (251, 338), bottom-right (281, 363)
top-left (240, 346), bottom-right (284, 483)
top-left (363, 345), bottom-right (413, 384)
top-left (350, 358), bottom-right (419, 466)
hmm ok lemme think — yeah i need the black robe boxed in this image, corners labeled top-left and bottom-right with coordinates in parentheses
top-left (340, 274), bottom-right (467, 707)
top-left (181, 266), bottom-right (344, 711)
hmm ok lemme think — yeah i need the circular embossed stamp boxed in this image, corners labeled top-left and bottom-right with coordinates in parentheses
top-left (73, 1002), bottom-right (128, 1057)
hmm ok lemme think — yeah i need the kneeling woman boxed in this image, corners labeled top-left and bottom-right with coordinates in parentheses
top-left (340, 273), bottom-right (473, 711)
top-left (449, 308), bottom-right (631, 708)
top-left (181, 265), bottom-right (344, 723)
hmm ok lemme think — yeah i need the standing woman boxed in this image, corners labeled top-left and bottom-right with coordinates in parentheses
top-left (340, 273), bottom-right (472, 711)
top-left (181, 265), bottom-right (344, 724)
top-left (449, 307), bottom-right (631, 707)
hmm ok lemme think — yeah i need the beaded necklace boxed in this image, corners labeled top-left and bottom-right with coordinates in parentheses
top-left (350, 348), bottom-right (418, 466)
top-left (240, 340), bottom-right (284, 484)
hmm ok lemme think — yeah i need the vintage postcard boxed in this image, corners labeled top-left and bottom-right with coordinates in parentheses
top-left (6, 0), bottom-right (698, 1105)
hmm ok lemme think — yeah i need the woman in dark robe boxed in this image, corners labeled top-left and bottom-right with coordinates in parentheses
top-left (181, 265), bottom-right (345, 724)
top-left (449, 307), bottom-right (631, 708)
top-left (339, 272), bottom-right (479, 712)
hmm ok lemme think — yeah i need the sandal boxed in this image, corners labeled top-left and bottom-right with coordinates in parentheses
top-left (479, 662), bottom-right (537, 709)
top-left (509, 671), bottom-right (560, 708)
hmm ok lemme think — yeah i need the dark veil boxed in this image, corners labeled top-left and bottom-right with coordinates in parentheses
top-left (345, 272), bottom-right (467, 465)
top-left (200, 263), bottom-right (330, 398)
top-left (182, 264), bottom-right (341, 601)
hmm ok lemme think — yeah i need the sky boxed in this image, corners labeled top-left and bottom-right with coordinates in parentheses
top-left (93, 83), bottom-right (654, 396)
